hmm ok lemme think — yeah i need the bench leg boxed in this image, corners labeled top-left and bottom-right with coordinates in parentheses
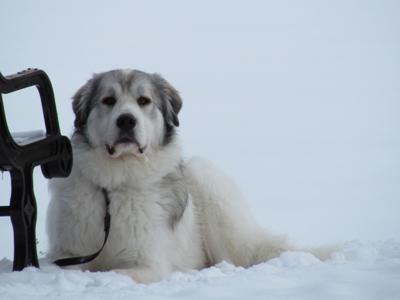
top-left (10, 169), bottom-right (39, 271)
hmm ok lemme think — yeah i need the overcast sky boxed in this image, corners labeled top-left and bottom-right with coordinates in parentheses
top-left (1, 1), bottom-right (399, 258)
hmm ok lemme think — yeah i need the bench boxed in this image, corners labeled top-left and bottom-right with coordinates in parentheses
top-left (0, 69), bottom-right (72, 271)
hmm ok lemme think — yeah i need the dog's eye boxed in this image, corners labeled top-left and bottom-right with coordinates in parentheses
top-left (102, 97), bottom-right (116, 106)
top-left (137, 96), bottom-right (151, 106)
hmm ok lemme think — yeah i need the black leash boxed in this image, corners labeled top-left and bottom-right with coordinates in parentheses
top-left (53, 188), bottom-right (111, 267)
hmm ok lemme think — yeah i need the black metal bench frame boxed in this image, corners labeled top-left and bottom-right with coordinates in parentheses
top-left (0, 68), bottom-right (72, 271)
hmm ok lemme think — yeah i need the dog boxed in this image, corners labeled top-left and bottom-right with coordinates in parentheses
top-left (47, 69), bottom-right (326, 283)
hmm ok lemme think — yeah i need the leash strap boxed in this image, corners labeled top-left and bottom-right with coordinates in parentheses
top-left (53, 188), bottom-right (111, 267)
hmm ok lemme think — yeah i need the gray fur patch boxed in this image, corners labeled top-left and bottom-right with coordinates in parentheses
top-left (157, 164), bottom-right (188, 229)
top-left (72, 76), bottom-right (100, 131)
top-left (150, 73), bottom-right (182, 145)
top-left (110, 70), bottom-right (136, 93)
top-left (151, 73), bottom-right (182, 127)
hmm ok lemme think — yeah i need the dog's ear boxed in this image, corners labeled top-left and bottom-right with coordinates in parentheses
top-left (72, 77), bottom-right (95, 131)
top-left (153, 74), bottom-right (182, 128)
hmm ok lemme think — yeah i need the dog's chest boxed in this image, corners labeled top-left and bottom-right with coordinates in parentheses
top-left (99, 187), bottom-right (172, 265)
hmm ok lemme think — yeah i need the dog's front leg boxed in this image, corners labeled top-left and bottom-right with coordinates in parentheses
top-left (113, 265), bottom-right (170, 284)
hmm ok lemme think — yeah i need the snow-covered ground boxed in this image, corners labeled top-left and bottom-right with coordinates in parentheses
top-left (1, 1), bottom-right (399, 299)
top-left (1, 240), bottom-right (399, 300)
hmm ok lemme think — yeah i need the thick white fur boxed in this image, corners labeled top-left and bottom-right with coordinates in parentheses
top-left (47, 70), bottom-right (327, 284)
top-left (48, 137), bottom-right (290, 283)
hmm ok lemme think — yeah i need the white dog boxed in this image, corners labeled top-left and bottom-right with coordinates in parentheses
top-left (47, 69), bottom-right (326, 283)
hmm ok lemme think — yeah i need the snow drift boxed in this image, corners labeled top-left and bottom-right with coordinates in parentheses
top-left (1, 240), bottom-right (399, 300)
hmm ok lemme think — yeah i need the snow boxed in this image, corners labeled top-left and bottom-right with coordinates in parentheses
top-left (0, 0), bottom-right (400, 299)
top-left (1, 240), bottom-right (399, 300)
top-left (11, 130), bottom-right (46, 145)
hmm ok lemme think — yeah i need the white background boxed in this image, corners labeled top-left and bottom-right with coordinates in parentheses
top-left (0, 0), bottom-right (399, 259)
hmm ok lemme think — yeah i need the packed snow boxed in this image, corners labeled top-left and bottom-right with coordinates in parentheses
top-left (1, 240), bottom-right (399, 300)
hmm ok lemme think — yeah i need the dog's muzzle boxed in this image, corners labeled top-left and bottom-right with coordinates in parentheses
top-left (105, 114), bottom-right (145, 156)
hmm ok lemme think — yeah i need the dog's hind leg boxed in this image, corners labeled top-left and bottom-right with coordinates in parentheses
top-left (183, 157), bottom-right (292, 268)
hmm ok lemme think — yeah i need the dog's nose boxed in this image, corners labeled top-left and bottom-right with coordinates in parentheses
top-left (116, 114), bottom-right (136, 131)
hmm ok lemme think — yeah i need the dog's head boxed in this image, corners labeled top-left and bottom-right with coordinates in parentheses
top-left (72, 69), bottom-right (182, 159)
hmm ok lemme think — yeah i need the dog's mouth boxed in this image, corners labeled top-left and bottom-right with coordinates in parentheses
top-left (105, 136), bottom-right (146, 157)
